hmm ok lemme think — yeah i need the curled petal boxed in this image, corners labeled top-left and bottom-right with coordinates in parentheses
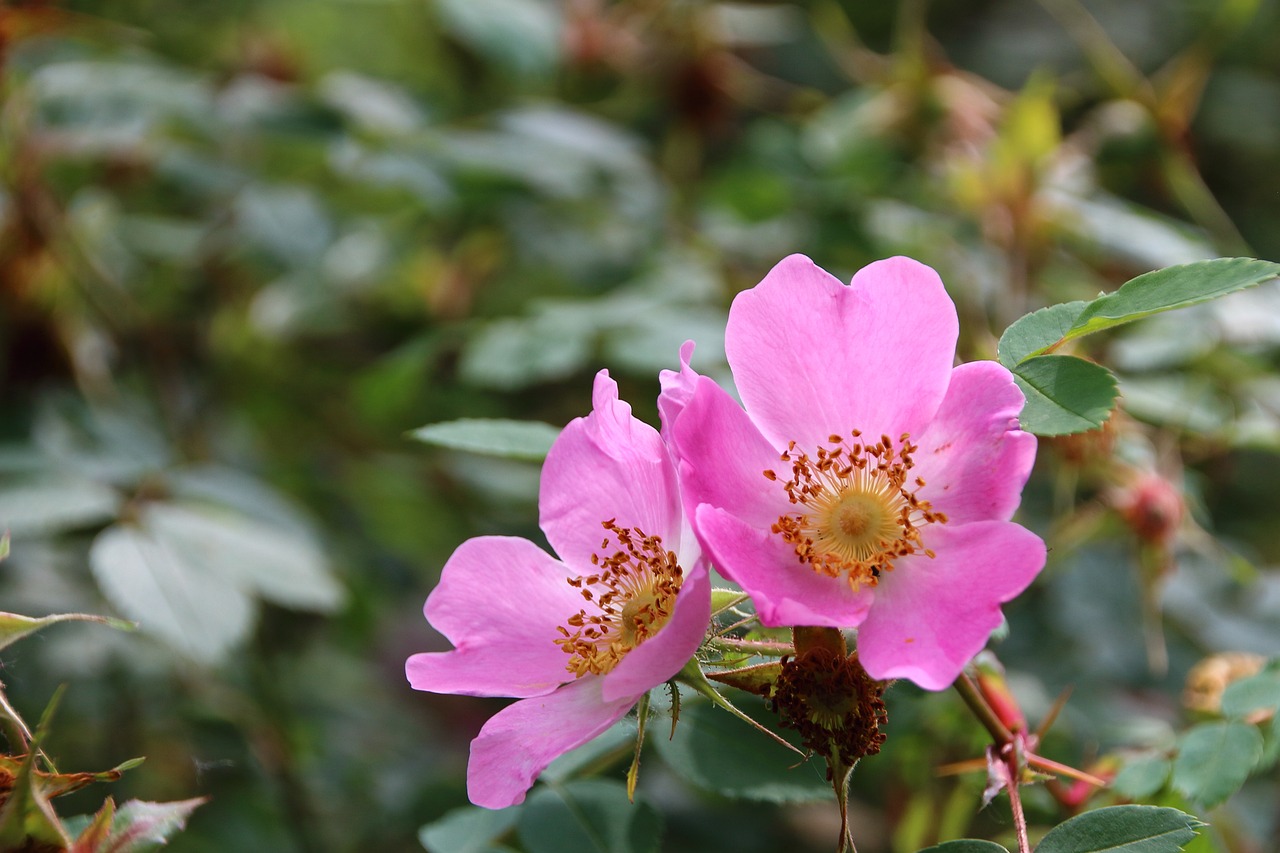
top-left (540, 370), bottom-right (683, 572)
top-left (406, 536), bottom-right (581, 698)
top-left (727, 255), bottom-right (958, 449)
top-left (673, 375), bottom-right (788, 530)
top-left (913, 361), bottom-right (1037, 524)
top-left (856, 521), bottom-right (1046, 690)
top-left (658, 340), bottom-right (699, 442)
top-left (467, 678), bottom-right (635, 808)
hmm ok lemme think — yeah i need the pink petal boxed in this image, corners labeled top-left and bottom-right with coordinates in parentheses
top-left (658, 340), bottom-right (699, 442)
top-left (726, 255), bottom-right (958, 449)
top-left (467, 678), bottom-right (635, 808)
top-left (912, 361), bottom-right (1037, 524)
top-left (601, 559), bottom-right (711, 702)
top-left (694, 504), bottom-right (874, 628)
top-left (540, 370), bottom-right (683, 573)
top-left (856, 521), bottom-right (1046, 690)
top-left (672, 375), bottom-right (788, 529)
top-left (406, 536), bottom-right (582, 698)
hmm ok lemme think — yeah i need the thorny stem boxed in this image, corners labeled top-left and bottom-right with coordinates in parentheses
top-left (706, 637), bottom-right (795, 656)
top-left (1005, 749), bottom-right (1032, 853)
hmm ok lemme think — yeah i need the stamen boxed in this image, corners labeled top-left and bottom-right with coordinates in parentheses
top-left (556, 521), bottom-right (684, 677)
top-left (767, 430), bottom-right (946, 591)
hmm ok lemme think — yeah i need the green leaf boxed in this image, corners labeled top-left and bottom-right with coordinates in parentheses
top-left (1069, 258), bottom-right (1280, 338)
top-left (652, 695), bottom-right (831, 803)
top-left (0, 611), bottom-right (134, 654)
top-left (1035, 805), bottom-right (1203, 853)
top-left (1112, 754), bottom-right (1172, 800)
top-left (1172, 720), bottom-right (1264, 808)
top-left (1012, 355), bottom-right (1119, 436)
top-left (410, 418), bottom-right (562, 462)
top-left (0, 474), bottom-right (120, 537)
top-left (142, 502), bottom-right (343, 614)
top-left (999, 259), bottom-right (1280, 365)
top-left (419, 804), bottom-right (520, 853)
top-left (997, 301), bottom-right (1088, 368)
top-left (90, 521), bottom-right (255, 664)
top-left (917, 842), bottom-right (1009, 853)
top-left (0, 532), bottom-right (8, 561)
top-left (1220, 670), bottom-right (1280, 719)
top-left (516, 780), bottom-right (661, 853)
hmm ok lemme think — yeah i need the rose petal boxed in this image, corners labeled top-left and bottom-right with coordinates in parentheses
top-left (856, 521), bottom-right (1046, 690)
top-left (912, 361), bottom-right (1037, 524)
top-left (672, 375), bottom-right (788, 529)
top-left (726, 255), bottom-right (958, 449)
top-left (540, 370), bottom-right (682, 573)
top-left (406, 536), bottom-right (582, 698)
top-left (658, 340), bottom-right (699, 442)
top-left (694, 504), bottom-right (874, 627)
top-left (601, 558), bottom-right (711, 702)
top-left (467, 678), bottom-right (635, 808)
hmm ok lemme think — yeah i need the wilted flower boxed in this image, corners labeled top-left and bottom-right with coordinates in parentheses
top-left (406, 372), bottom-right (710, 808)
top-left (668, 255), bottom-right (1045, 689)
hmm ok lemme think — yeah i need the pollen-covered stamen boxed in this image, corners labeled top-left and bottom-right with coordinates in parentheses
top-left (555, 520), bottom-right (684, 678)
top-left (764, 430), bottom-right (946, 591)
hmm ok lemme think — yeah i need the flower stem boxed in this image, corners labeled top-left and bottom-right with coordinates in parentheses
top-left (953, 673), bottom-right (1015, 744)
top-left (676, 658), bottom-right (806, 756)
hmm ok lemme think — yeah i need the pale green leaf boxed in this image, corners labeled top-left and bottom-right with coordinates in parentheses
top-left (144, 503), bottom-right (343, 613)
top-left (89, 522), bottom-right (255, 664)
top-left (1111, 754), bottom-right (1172, 800)
top-left (0, 475), bottom-right (119, 537)
top-left (1012, 355), bottom-right (1119, 436)
top-left (1220, 669), bottom-right (1280, 719)
top-left (1172, 721), bottom-right (1264, 807)
top-left (410, 418), bottom-right (561, 462)
top-left (1035, 805), bottom-right (1202, 853)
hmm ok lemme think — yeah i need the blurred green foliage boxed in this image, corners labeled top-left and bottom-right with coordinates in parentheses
top-left (2, 0), bottom-right (1280, 850)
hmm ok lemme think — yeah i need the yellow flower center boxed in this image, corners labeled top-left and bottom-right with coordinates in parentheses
top-left (765, 430), bottom-right (946, 591)
top-left (555, 520), bottom-right (684, 678)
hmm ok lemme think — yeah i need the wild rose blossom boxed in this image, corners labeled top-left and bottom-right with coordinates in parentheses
top-left (406, 371), bottom-right (710, 808)
top-left (667, 255), bottom-right (1045, 690)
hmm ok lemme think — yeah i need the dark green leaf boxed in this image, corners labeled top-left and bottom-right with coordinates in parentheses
top-left (419, 805), bottom-right (520, 853)
top-left (1172, 721), bottom-right (1264, 807)
top-left (1000, 259), bottom-right (1280, 366)
top-left (1111, 754), bottom-right (1172, 800)
top-left (410, 418), bottom-right (562, 462)
top-left (1068, 258), bottom-right (1280, 339)
top-left (997, 301), bottom-right (1088, 368)
top-left (516, 780), bottom-right (661, 853)
top-left (1012, 355), bottom-right (1119, 436)
top-left (1220, 670), bottom-right (1280, 719)
top-left (1035, 805), bottom-right (1202, 853)
top-left (652, 695), bottom-right (831, 803)
top-left (917, 841), bottom-right (1009, 853)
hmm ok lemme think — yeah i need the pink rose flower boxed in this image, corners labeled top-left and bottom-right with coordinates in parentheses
top-left (667, 255), bottom-right (1045, 690)
top-left (406, 371), bottom-right (710, 808)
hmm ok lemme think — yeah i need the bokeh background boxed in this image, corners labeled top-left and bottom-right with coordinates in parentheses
top-left (2, 0), bottom-right (1279, 850)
